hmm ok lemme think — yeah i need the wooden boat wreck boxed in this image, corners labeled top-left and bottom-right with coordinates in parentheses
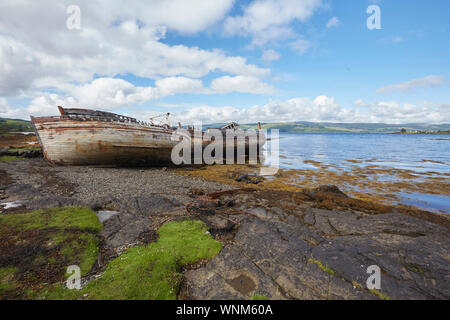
top-left (31, 107), bottom-right (177, 166)
top-left (31, 107), bottom-right (265, 166)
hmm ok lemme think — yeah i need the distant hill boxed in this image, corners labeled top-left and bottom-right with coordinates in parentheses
top-left (0, 118), bottom-right (33, 133)
top-left (234, 121), bottom-right (450, 133)
top-left (2, 116), bottom-right (448, 134)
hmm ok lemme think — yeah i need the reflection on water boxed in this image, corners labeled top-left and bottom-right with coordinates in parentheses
top-left (266, 133), bottom-right (450, 214)
top-left (1, 200), bottom-right (27, 210)
top-left (397, 193), bottom-right (450, 213)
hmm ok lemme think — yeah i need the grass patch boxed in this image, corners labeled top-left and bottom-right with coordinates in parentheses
top-left (0, 207), bottom-right (102, 299)
top-left (39, 220), bottom-right (222, 300)
top-left (0, 207), bottom-right (102, 232)
top-left (308, 257), bottom-right (335, 276)
top-left (0, 155), bottom-right (20, 162)
top-left (0, 267), bottom-right (19, 293)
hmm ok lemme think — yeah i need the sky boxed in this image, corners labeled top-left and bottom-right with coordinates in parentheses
top-left (0, 0), bottom-right (449, 125)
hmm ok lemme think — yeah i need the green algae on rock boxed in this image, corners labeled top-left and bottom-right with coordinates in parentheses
top-left (0, 207), bottom-right (102, 299)
top-left (0, 155), bottom-right (20, 162)
top-left (37, 220), bottom-right (222, 300)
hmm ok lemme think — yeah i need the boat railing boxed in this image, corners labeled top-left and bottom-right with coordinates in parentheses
top-left (62, 114), bottom-right (171, 130)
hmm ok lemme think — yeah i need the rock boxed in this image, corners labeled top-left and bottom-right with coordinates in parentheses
top-left (0, 148), bottom-right (9, 156)
top-left (184, 245), bottom-right (288, 300)
top-left (304, 185), bottom-right (349, 198)
top-left (200, 214), bottom-right (235, 234)
top-left (188, 188), bottom-right (206, 197)
top-left (27, 196), bottom-right (81, 210)
top-left (5, 184), bottom-right (40, 201)
top-left (137, 229), bottom-right (159, 244)
top-left (1, 148), bottom-right (42, 158)
top-left (100, 212), bottom-right (155, 249)
top-left (96, 210), bottom-right (119, 223)
top-left (185, 206), bottom-right (450, 300)
top-left (118, 195), bottom-right (184, 216)
top-left (23, 149), bottom-right (42, 158)
top-left (85, 194), bottom-right (120, 211)
top-left (86, 194), bottom-right (184, 216)
top-left (246, 207), bottom-right (277, 220)
top-left (0, 169), bottom-right (14, 187)
top-left (235, 174), bottom-right (261, 184)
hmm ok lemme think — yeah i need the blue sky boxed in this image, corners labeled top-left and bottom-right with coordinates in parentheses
top-left (0, 0), bottom-right (449, 124)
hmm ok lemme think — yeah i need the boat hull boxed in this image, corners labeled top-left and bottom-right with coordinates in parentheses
top-left (31, 117), bottom-right (175, 166)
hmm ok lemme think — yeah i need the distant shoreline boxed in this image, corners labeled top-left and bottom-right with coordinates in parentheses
top-left (392, 130), bottom-right (450, 135)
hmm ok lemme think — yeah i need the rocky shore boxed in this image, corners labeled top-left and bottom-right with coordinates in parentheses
top-left (1, 155), bottom-right (449, 300)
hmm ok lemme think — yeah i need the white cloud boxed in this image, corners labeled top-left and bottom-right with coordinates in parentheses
top-left (8, 91), bottom-right (450, 125)
top-left (10, 78), bottom-right (185, 118)
top-left (261, 50), bottom-right (281, 63)
top-left (0, 98), bottom-right (22, 119)
top-left (0, 0), bottom-right (234, 38)
top-left (161, 96), bottom-right (351, 124)
top-left (155, 77), bottom-right (206, 97)
top-left (223, 0), bottom-right (322, 46)
top-left (0, 1), bottom-right (270, 97)
top-left (290, 39), bottom-right (311, 55)
top-left (210, 75), bottom-right (276, 94)
top-left (0, 99), bottom-right (9, 114)
top-left (353, 99), bottom-right (449, 124)
top-left (0, 38), bottom-right (48, 97)
top-left (326, 17), bottom-right (340, 28)
top-left (377, 75), bottom-right (447, 94)
top-left (163, 97), bottom-right (450, 125)
top-left (70, 78), bottom-right (158, 108)
top-left (26, 94), bottom-right (78, 118)
top-left (379, 35), bottom-right (404, 44)
top-left (7, 74), bottom-right (276, 119)
top-left (23, 77), bottom-right (204, 116)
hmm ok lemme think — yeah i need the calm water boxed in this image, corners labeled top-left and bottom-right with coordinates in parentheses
top-left (264, 133), bottom-right (450, 213)
top-left (273, 133), bottom-right (450, 171)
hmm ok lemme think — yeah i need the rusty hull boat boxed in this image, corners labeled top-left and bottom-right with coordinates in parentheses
top-left (31, 107), bottom-right (176, 166)
top-left (31, 106), bottom-right (266, 166)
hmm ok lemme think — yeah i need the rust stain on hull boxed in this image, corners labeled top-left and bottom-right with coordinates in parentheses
top-left (31, 118), bottom-right (175, 166)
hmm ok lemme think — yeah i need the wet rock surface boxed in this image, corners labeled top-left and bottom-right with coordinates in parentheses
top-left (1, 158), bottom-right (449, 300)
top-left (183, 190), bottom-right (450, 300)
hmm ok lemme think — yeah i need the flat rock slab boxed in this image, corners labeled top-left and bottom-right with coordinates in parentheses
top-left (185, 209), bottom-right (450, 300)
